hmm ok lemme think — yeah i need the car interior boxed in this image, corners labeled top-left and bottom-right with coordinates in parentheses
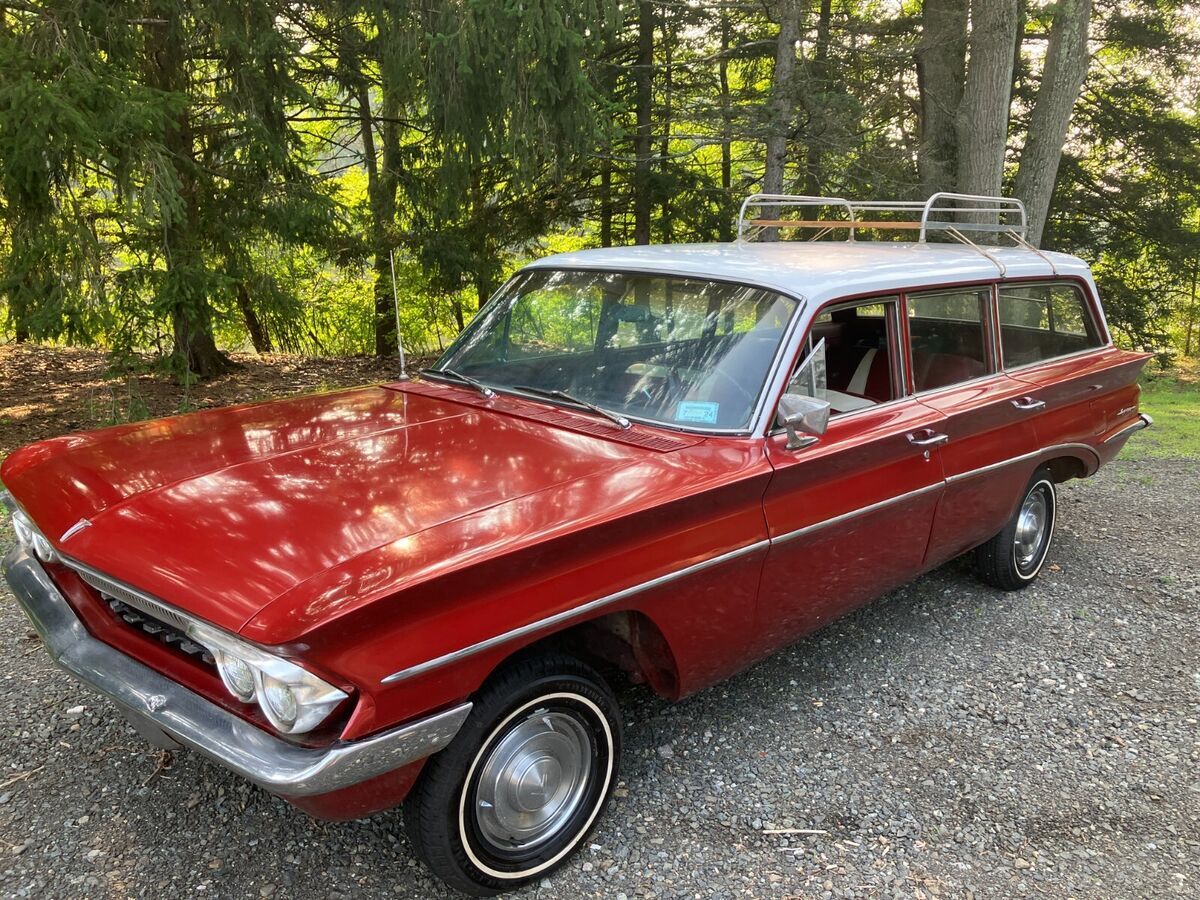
top-left (798, 291), bottom-right (993, 415)
top-left (453, 277), bottom-right (796, 430)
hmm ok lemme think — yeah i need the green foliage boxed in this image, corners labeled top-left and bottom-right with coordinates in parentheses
top-left (0, 0), bottom-right (1196, 370)
top-left (1121, 362), bottom-right (1200, 459)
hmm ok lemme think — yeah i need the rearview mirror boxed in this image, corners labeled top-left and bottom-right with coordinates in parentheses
top-left (776, 393), bottom-right (830, 450)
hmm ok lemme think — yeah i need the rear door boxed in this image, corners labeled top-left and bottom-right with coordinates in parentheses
top-left (756, 296), bottom-right (947, 651)
top-left (905, 286), bottom-right (1041, 568)
top-left (996, 281), bottom-right (1142, 453)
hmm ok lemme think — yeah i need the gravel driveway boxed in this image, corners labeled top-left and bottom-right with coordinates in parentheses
top-left (1, 458), bottom-right (1197, 899)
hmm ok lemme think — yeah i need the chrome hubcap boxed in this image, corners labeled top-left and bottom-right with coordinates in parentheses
top-left (1014, 487), bottom-right (1049, 570)
top-left (474, 710), bottom-right (593, 853)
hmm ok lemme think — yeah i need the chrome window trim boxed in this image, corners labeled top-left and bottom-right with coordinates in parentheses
top-left (379, 441), bottom-right (1102, 685)
top-left (766, 393), bottom-right (916, 436)
top-left (907, 372), bottom-right (1012, 403)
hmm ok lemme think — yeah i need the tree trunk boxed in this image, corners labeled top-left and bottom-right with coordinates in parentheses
top-left (955, 0), bottom-right (1020, 235)
top-left (599, 155), bottom-right (614, 247)
top-left (916, 0), bottom-right (968, 196)
top-left (1013, 0), bottom-right (1092, 246)
top-left (236, 283), bottom-right (272, 353)
top-left (718, 12), bottom-right (734, 241)
top-left (658, 5), bottom-right (673, 243)
top-left (633, 1), bottom-right (654, 245)
top-left (1184, 260), bottom-right (1198, 357)
top-left (172, 307), bottom-right (229, 377)
top-left (350, 60), bottom-right (400, 357)
top-left (145, 9), bottom-right (231, 379)
top-left (763, 0), bottom-right (802, 197)
top-left (803, 0), bottom-right (833, 195)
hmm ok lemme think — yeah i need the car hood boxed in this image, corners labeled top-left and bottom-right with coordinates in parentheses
top-left (1, 383), bottom-right (663, 634)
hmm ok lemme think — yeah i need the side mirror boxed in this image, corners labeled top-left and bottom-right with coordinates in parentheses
top-left (776, 393), bottom-right (830, 450)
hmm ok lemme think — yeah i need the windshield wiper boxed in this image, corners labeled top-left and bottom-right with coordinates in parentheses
top-left (420, 367), bottom-right (495, 398)
top-left (513, 385), bottom-right (632, 430)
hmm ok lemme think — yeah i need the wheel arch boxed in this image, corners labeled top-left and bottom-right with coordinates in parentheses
top-left (1041, 453), bottom-right (1091, 484)
top-left (485, 609), bottom-right (682, 701)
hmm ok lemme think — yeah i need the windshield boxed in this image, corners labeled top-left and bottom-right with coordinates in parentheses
top-left (434, 268), bottom-right (799, 431)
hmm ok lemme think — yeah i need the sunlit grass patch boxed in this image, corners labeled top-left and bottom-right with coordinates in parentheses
top-left (1122, 358), bottom-right (1200, 459)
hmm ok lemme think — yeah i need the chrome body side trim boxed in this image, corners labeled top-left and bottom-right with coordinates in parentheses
top-left (1102, 413), bottom-right (1153, 445)
top-left (381, 537), bottom-right (772, 684)
top-left (2, 547), bottom-right (470, 797)
top-left (944, 442), bottom-right (1100, 484)
top-left (379, 440), bottom-right (1109, 685)
top-left (770, 481), bottom-right (945, 546)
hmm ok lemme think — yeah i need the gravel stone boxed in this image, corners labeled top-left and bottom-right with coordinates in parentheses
top-left (0, 458), bottom-right (1197, 897)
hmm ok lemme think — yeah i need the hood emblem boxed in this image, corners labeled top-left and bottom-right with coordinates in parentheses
top-left (60, 519), bottom-right (92, 542)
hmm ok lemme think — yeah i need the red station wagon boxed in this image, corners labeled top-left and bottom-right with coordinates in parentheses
top-left (2, 195), bottom-right (1152, 894)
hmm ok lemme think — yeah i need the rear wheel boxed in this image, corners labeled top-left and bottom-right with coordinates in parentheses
top-left (975, 470), bottom-right (1057, 591)
top-left (404, 653), bottom-right (621, 896)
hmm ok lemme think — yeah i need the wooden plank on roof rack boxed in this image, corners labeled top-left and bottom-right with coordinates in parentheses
top-left (748, 219), bottom-right (925, 230)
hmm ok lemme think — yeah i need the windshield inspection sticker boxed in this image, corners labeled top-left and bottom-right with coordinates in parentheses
top-left (675, 401), bottom-right (720, 425)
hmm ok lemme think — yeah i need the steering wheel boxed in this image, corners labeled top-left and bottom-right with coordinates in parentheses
top-left (703, 367), bottom-right (757, 407)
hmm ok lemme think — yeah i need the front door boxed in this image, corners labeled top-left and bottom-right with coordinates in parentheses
top-left (756, 296), bottom-right (947, 652)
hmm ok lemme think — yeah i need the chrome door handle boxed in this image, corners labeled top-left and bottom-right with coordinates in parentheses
top-left (907, 431), bottom-right (949, 448)
top-left (1011, 397), bottom-right (1046, 411)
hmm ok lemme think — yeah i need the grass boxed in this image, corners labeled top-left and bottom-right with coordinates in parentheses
top-left (1120, 357), bottom-right (1200, 460)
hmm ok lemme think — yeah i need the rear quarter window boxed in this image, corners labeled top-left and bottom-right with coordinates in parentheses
top-left (997, 283), bottom-right (1104, 368)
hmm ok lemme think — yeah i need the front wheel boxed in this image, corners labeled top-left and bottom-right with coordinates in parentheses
top-left (975, 470), bottom-right (1057, 591)
top-left (404, 653), bottom-right (622, 896)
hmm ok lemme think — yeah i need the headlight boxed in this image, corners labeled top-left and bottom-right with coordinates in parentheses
top-left (186, 621), bottom-right (348, 735)
top-left (215, 652), bottom-right (256, 703)
top-left (259, 675), bottom-right (300, 731)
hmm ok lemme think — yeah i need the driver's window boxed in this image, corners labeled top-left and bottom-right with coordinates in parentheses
top-left (790, 297), bottom-right (900, 416)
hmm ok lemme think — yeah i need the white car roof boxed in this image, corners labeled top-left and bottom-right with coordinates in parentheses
top-left (525, 241), bottom-right (1092, 305)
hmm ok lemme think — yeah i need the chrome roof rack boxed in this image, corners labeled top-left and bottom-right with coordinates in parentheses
top-left (736, 192), bottom-right (1029, 244)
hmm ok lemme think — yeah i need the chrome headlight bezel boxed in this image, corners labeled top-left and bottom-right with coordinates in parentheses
top-left (3, 491), bottom-right (61, 565)
top-left (186, 621), bottom-right (349, 735)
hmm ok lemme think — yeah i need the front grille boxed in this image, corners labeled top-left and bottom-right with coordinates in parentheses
top-left (63, 561), bottom-right (216, 669)
top-left (74, 568), bottom-right (194, 634)
top-left (105, 598), bottom-right (215, 666)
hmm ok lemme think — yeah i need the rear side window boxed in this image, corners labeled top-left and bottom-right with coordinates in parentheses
top-left (997, 283), bottom-right (1104, 368)
top-left (906, 288), bottom-right (994, 392)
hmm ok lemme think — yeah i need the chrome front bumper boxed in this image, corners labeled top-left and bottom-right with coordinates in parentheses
top-left (1, 546), bottom-right (470, 798)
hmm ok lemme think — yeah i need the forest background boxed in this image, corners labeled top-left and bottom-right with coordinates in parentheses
top-left (0, 0), bottom-right (1197, 381)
